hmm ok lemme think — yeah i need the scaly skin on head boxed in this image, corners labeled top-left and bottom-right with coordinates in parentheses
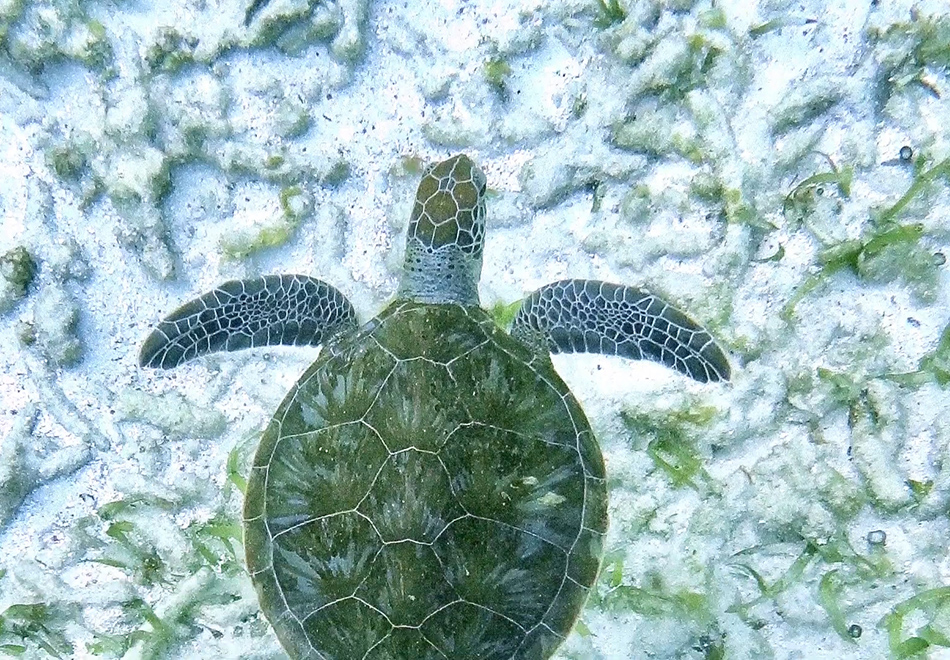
top-left (397, 154), bottom-right (487, 306)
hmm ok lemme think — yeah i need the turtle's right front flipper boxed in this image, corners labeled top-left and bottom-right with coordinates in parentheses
top-left (140, 275), bottom-right (357, 369)
top-left (510, 279), bottom-right (730, 383)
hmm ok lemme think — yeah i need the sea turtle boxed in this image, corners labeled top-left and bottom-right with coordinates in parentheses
top-left (140, 154), bottom-right (730, 660)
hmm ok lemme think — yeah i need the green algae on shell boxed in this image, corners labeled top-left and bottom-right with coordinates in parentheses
top-left (141, 154), bottom-right (729, 659)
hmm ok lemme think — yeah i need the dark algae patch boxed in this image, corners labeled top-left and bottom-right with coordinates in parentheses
top-left (0, 246), bottom-right (37, 313)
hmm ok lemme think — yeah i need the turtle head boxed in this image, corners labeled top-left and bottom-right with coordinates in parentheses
top-left (397, 154), bottom-right (487, 305)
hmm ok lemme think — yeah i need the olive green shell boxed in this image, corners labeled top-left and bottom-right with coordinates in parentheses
top-left (243, 301), bottom-right (608, 660)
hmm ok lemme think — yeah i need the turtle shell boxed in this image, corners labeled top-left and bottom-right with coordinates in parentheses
top-left (243, 301), bottom-right (608, 660)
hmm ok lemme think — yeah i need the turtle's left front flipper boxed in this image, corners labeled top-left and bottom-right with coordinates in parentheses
top-left (510, 279), bottom-right (730, 383)
top-left (140, 275), bottom-right (357, 369)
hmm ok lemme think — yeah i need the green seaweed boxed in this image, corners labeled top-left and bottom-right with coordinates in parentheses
top-left (92, 496), bottom-right (178, 586)
top-left (749, 16), bottom-right (816, 38)
top-left (782, 221), bottom-right (931, 320)
top-left (907, 478), bottom-right (934, 503)
top-left (699, 636), bottom-right (726, 660)
top-left (26, 284), bottom-right (84, 366)
top-left (592, 553), bottom-right (711, 621)
top-left (658, 33), bottom-right (724, 102)
top-left (187, 515), bottom-right (243, 572)
top-left (45, 145), bottom-right (87, 180)
top-left (622, 406), bottom-right (719, 493)
top-left (394, 155), bottom-right (426, 179)
top-left (769, 541), bottom-right (886, 642)
top-left (600, 548), bottom-right (626, 589)
top-left (571, 93), bottom-right (588, 118)
top-left (98, 520), bottom-right (169, 586)
top-left (670, 133), bottom-right (706, 164)
top-left (220, 186), bottom-right (311, 261)
top-left (220, 222), bottom-right (297, 261)
top-left (106, 148), bottom-right (171, 207)
top-left (249, 3), bottom-right (326, 50)
top-left (76, 492), bottom-right (247, 656)
top-left (97, 494), bottom-right (176, 520)
top-left (687, 173), bottom-right (773, 230)
top-left (78, 19), bottom-right (113, 71)
top-left (0, 0), bottom-right (23, 44)
top-left (874, 157), bottom-right (950, 225)
top-left (782, 153), bottom-right (853, 228)
top-left (5, 2), bottom-right (116, 74)
top-left (818, 570), bottom-right (855, 643)
top-left (489, 299), bottom-right (521, 330)
top-left (816, 367), bottom-right (863, 407)
top-left (321, 159), bottom-right (351, 187)
top-left (868, 12), bottom-right (950, 102)
top-left (817, 466), bottom-right (867, 521)
top-left (0, 603), bottom-right (74, 658)
top-left (721, 186), bottom-right (773, 230)
top-left (688, 171), bottom-right (721, 202)
top-left (597, 584), bottom-right (709, 619)
top-left (145, 28), bottom-right (197, 74)
top-left (484, 56), bottom-right (512, 99)
top-left (581, 547), bottom-right (722, 652)
top-left (880, 587), bottom-right (950, 658)
top-left (0, 246), bottom-right (37, 310)
top-left (731, 534), bottom-right (890, 634)
top-left (847, 390), bottom-right (918, 512)
top-left (573, 619), bottom-right (592, 638)
top-left (730, 543), bottom-right (818, 609)
top-left (86, 630), bottom-right (146, 656)
top-left (918, 321), bottom-right (950, 386)
top-left (611, 112), bottom-right (673, 157)
top-left (226, 445), bottom-right (247, 494)
top-left (812, 533), bottom-right (892, 580)
top-left (646, 433), bottom-right (714, 492)
top-left (591, 555), bottom-right (716, 647)
top-left (593, 0), bottom-right (626, 28)
top-left (589, 179), bottom-right (608, 212)
top-left (128, 597), bottom-right (170, 635)
top-left (118, 597), bottom-right (176, 657)
top-left (279, 185), bottom-right (311, 219)
top-left (611, 107), bottom-right (708, 163)
top-left (698, 8), bottom-right (727, 30)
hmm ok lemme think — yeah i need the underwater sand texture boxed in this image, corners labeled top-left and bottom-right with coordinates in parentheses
top-left (1, 0), bottom-right (950, 658)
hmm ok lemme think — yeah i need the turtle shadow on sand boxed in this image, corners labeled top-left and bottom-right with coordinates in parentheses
top-left (141, 154), bottom-right (730, 660)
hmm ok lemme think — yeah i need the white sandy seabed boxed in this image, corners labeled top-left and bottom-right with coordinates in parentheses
top-left (1, 0), bottom-right (950, 658)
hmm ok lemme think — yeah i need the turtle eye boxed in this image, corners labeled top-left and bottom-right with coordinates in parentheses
top-left (408, 154), bottom-right (487, 255)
